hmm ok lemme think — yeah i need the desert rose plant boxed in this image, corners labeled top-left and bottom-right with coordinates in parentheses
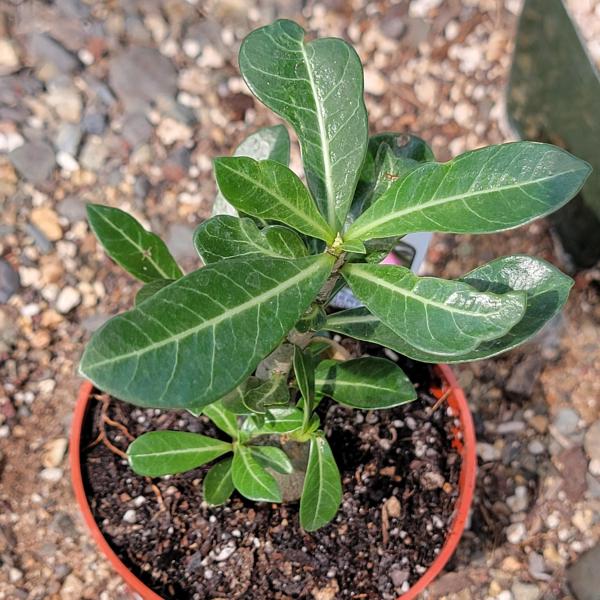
top-left (80, 20), bottom-right (590, 531)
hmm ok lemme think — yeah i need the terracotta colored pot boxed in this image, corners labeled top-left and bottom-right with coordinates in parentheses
top-left (70, 365), bottom-right (476, 600)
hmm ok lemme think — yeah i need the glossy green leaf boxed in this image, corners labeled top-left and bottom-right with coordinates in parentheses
top-left (351, 133), bottom-right (435, 221)
top-left (243, 374), bottom-right (290, 414)
top-left (127, 431), bottom-right (231, 477)
top-left (232, 444), bottom-right (282, 502)
top-left (135, 279), bottom-right (174, 305)
top-left (212, 125), bottom-right (290, 218)
top-left (203, 456), bottom-right (234, 505)
top-left (214, 158), bottom-right (334, 243)
top-left (300, 434), bottom-right (342, 531)
top-left (201, 400), bottom-right (239, 438)
top-left (346, 142), bottom-right (591, 242)
top-left (315, 357), bottom-right (416, 408)
top-left (250, 445), bottom-right (294, 474)
top-left (293, 346), bottom-right (315, 424)
top-left (221, 382), bottom-right (255, 415)
top-left (342, 263), bottom-right (527, 355)
top-left (87, 204), bottom-right (183, 282)
top-left (327, 256), bottom-right (572, 362)
top-left (194, 215), bottom-right (307, 264)
top-left (255, 407), bottom-right (304, 435)
top-left (80, 253), bottom-right (334, 409)
top-left (240, 19), bottom-right (368, 229)
top-left (295, 304), bottom-right (327, 333)
top-left (340, 239), bottom-right (366, 254)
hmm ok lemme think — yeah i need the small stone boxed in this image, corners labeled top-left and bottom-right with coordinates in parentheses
top-left (55, 286), bottom-right (81, 314)
top-left (590, 459), bottom-right (600, 476)
top-left (55, 123), bottom-right (82, 156)
top-left (60, 573), bottom-right (84, 600)
top-left (364, 68), bottom-right (387, 95)
top-left (0, 38), bottom-right (20, 75)
top-left (385, 496), bottom-right (401, 518)
top-left (502, 556), bottom-right (522, 572)
top-left (82, 112), bottom-right (106, 135)
top-left (28, 33), bottom-right (79, 76)
top-left (40, 467), bottom-right (63, 482)
top-left (56, 151), bottom-right (79, 172)
top-left (46, 84), bottom-right (82, 123)
top-left (122, 509), bottom-right (138, 524)
top-left (79, 136), bottom-right (108, 171)
top-left (379, 11), bottom-right (406, 40)
top-left (528, 552), bottom-right (551, 581)
top-left (10, 141), bottom-right (55, 184)
top-left (506, 522), bottom-right (526, 544)
top-left (528, 440), bottom-right (545, 455)
top-left (454, 102), bottom-right (476, 128)
top-left (0, 259), bottom-right (20, 303)
top-left (30, 207), bottom-right (62, 241)
top-left (109, 47), bottom-right (177, 110)
top-left (414, 77), bottom-right (438, 107)
top-left (42, 438), bottom-right (68, 468)
top-left (57, 196), bottom-right (87, 222)
top-left (506, 353), bottom-right (543, 398)
top-left (212, 543), bottom-right (236, 562)
top-left (50, 512), bottom-right (78, 537)
top-left (497, 420), bottom-right (526, 434)
top-left (497, 591), bottom-right (513, 600)
top-left (122, 112), bottom-right (153, 147)
top-left (420, 471), bottom-right (445, 490)
top-left (312, 579), bottom-right (339, 600)
top-left (529, 415), bottom-right (549, 434)
top-left (553, 408), bottom-right (579, 436)
top-left (477, 442), bottom-right (501, 461)
top-left (584, 421), bottom-right (600, 463)
top-left (572, 509), bottom-right (593, 533)
top-left (390, 567), bottom-right (409, 587)
top-left (507, 485), bottom-right (529, 512)
top-left (156, 117), bottom-right (192, 146)
top-left (9, 567), bottom-right (23, 583)
top-left (511, 582), bottom-right (540, 600)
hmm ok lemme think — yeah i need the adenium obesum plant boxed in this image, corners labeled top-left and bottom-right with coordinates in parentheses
top-left (80, 20), bottom-right (590, 531)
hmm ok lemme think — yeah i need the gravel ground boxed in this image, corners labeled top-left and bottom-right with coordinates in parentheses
top-left (1, 1), bottom-right (599, 599)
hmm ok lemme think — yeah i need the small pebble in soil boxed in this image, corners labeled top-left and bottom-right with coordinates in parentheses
top-left (506, 522), bottom-right (526, 544)
top-left (122, 509), bottom-right (138, 524)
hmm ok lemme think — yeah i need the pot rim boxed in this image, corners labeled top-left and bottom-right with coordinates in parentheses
top-left (70, 364), bottom-right (476, 600)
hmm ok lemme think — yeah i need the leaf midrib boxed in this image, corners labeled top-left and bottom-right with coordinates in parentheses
top-left (131, 443), bottom-right (231, 459)
top-left (344, 265), bottom-right (519, 318)
top-left (315, 377), bottom-right (395, 392)
top-left (300, 43), bottom-right (336, 229)
top-left (348, 167), bottom-right (586, 238)
top-left (219, 160), bottom-right (333, 242)
top-left (87, 255), bottom-right (331, 370)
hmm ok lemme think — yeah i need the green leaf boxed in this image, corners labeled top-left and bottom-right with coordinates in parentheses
top-left (232, 444), bottom-right (282, 502)
top-left (339, 239), bottom-right (366, 254)
top-left (239, 19), bottom-right (368, 229)
top-left (80, 253), bottom-right (334, 409)
top-left (346, 142), bottom-right (591, 242)
top-left (326, 256), bottom-right (573, 362)
top-left (203, 456), bottom-right (235, 505)
top-left (342, 263), bottom-right (527, 355)
top-left (293, 346), bottom-right (316, 433)
top-left (87, 204), bottom-right (183, 283)
top-left (300, 434), bottom-right (342, 531)
top-left (351, 133), bottom-right (434, 221)
top-left (214, 157), bottom-right (335, 243)
top-left (315, 357), bottom-right (416, 408)
top-left (243, 374), bottom-right (290, 414)
top-left (135, 279), bottom-right (174, 305)
top-left (256, 407), bottom-right (304, 435)
top-left (250, 446), bottom-right (293, 474)
top-left (221, 382), bottom-right (255, 415)
top-left (194, 215), bottom-right (307, 264)
top-left (212, 125), bottom-right (291, 218)
top-left (201, 400), bottom-right (239, 439)
top-left (127, 431), bottom-right (231, 477)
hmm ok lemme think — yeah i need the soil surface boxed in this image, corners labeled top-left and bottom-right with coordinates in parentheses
top-left (82, 359), bottom-right (461, 600)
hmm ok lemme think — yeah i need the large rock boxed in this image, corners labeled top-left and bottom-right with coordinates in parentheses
top-left (109, 47), bottom-right (177, 110)
top-left (28, 33), bottom-right (80, 75)
top-left (568, 543), bottom-right (600, 600)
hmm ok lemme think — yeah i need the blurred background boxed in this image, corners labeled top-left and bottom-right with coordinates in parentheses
top-left (0, 0), bottom-right (599, 598)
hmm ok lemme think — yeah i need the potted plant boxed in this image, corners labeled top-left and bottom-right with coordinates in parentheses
top-left (71, 19), bottom-right (589, 600)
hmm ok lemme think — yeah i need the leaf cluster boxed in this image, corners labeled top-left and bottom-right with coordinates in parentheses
top-left (80, 20), bottom-right (590, 530)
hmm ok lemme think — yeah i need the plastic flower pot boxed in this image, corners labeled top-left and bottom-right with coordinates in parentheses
top-left (70, 366), bottom-right (476, 600)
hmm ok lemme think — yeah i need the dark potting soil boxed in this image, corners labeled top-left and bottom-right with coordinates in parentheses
top-left (81, 355), bottom-right (461, 600)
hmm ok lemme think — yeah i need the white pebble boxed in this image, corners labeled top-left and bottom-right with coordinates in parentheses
top-left (506, 522), bottom-right (526, 544)
top-left (122, 509), bottom-right (138, 524)
top-left (39, 467), bottom-right (63, 483)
